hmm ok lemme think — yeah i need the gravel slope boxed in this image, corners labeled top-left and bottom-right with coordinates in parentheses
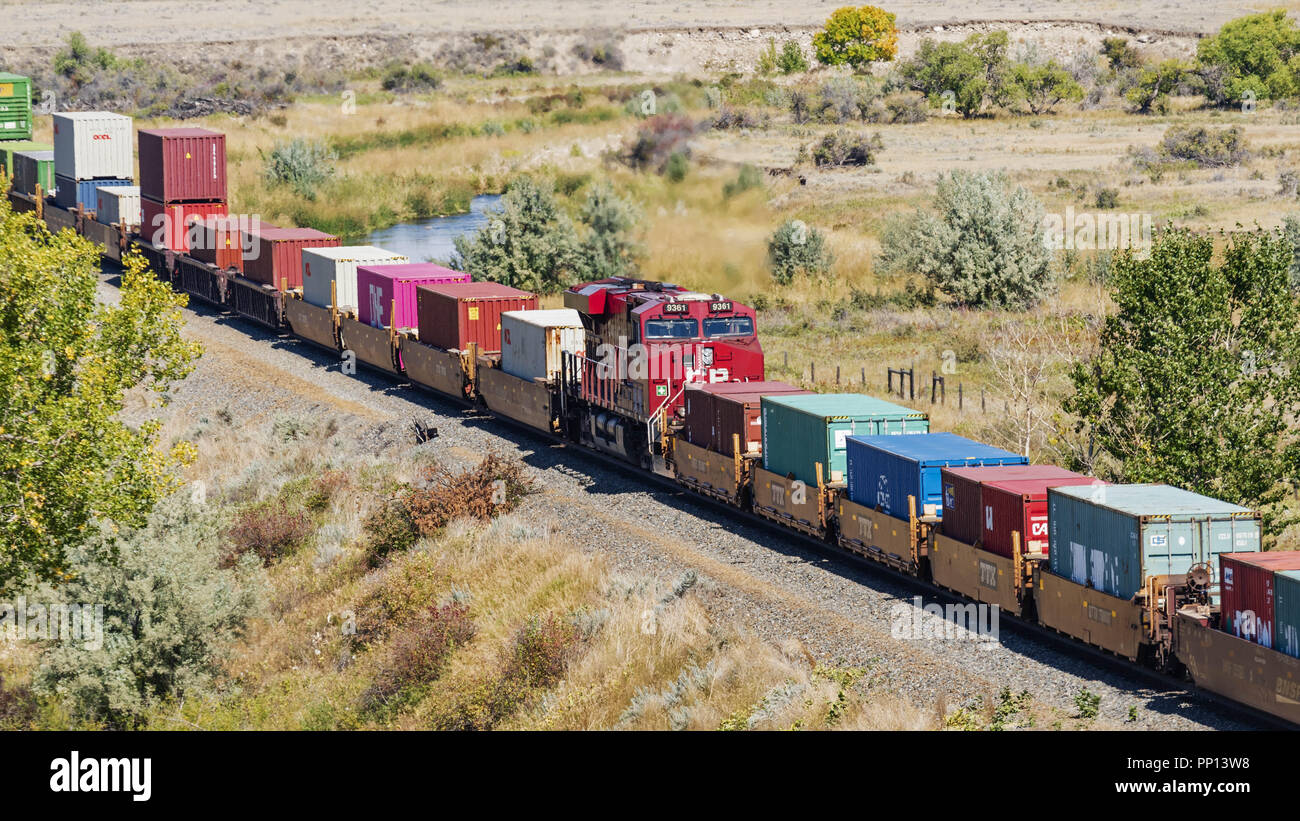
top-left (102, 273), bottom-right (1261, 730)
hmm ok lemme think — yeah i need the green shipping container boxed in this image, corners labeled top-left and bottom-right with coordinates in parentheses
top-left (1047, 483), bottom-right (1260, 603)
top-left (760, 393), bottom-right (929, 486)
top-left (0, 140), bottom-right (51, 180)
top-left (0, 73), bottom-right (33, 141)
top-left (1275, 569), bottom-right (1300, 659)
top-left (12, 150), bottom-right (54, 196)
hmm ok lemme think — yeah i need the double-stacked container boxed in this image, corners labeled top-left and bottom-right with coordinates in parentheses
top-left (500, 309), bottom-right (585, 382)
top-left (244, 228), bottom-right (341, 291)
top-left (12, 150), bottom-right (54, 196)
top-left (684, 381), bottom-right (811, 456)
top-left (1, 140), bottom-right (51, 183)
top-left (845, 433), bottom-right (1028, 521)
top-left (1047, 483), bottom-right (1261, 603)
top-left (415, 281), bottom-right (537, 352)
top-left (0, 73), bottom-right (33, 141)
top-left (189, 216), bottom-right (280, 272)
top-left (1218, 552), bottom-right (1300, 650)
top-left (939, 464), bottom-right (1097, 552)
top-left (52, 112), bottom-right (133, 211)
top-left (137, 128), bottom-right (228, 252)
top-left (95, 185), bottom-right (141, 228)
top-left (302, 247), bottom-right (410, 313)
top-left (357, 264), bottom-right (473, 332)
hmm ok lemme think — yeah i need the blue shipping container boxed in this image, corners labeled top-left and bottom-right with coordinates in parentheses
top-left (1047, 483), bottom-right (1261, 603)
top-left (53, 174), bottom-right (133, 212)
top-left (845, 432), bottom-right (1028, 521)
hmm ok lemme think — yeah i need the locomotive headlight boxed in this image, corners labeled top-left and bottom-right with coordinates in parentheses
top-left (701, 347), bottom-right (714, 367)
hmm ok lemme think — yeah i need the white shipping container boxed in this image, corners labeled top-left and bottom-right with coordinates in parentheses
top-left (501, 309), bottom-right (585, 382)
top-left (53, 112), bottom-right (133, 180)
top-left (95, 185), bottom-right (141, 227)
top-left (302, 246), bottom-right (409, 311)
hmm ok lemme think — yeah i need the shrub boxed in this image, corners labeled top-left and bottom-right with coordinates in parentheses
top-left (723, 164), bottom-right (765, 198)
top-left (361, 499), bottom-right (419, 568)
top-left (1124, 59), bottom-right (1187, 113)
top-left (758, 38), bottom-right (810, 75)
top-left (1008, 60), bottom-right (1084, 114)
top-left (810, 130), bottom-right (883, 167)
top-left (768, 220), bottom-right (834, 285)
top-left (898, 39), bottom-right (988, 117)
top-left (1101, 37), bottom-right (1142, 71)
top-left (1159, 124), bottom-right (1248, 167)
top-left (1093, 187), bottom-right (1120, 209)
top-left (224, 500), bottom-right (313, 567)
top-left (360, 602), bottom-right (476, 713)
top-left (812, 6), bottom-right (899, 69)
top-left (403, 454), bottom-right (535, 537)
top-left (710, 106), bottom-right (763, 130)
top-left (883, 91), bottom-right (928, 123)
top-left (664, 151), bottom-right (690, 183)
top-left (503, 614), bottom-right (580, 688)
top-left (621, 113), bottom-right (699, 174)
top-left (877, 170), bottom-right (1053, 309)
top-left (381, 61), bottom-right (442, 93)
top-left (452, 176), bottom-right (582, 294)
top-left (261, 138), bottom-right (337, 199)
top-left (577, 182), bottom-right (643, 279)
top-left (816, 76), bottom-right (880, 122)
top-left (1197, 10), bottom-right (1300, 104)
top-left (1282, 213), bottom-right (1300, 291)
top-left (572, 37), bottom-right (625, 70)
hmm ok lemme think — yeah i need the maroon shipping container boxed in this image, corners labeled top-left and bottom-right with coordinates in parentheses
top-left (141, 197), bottom-right (229, 254)
top-left (244, 228), bottom-right (341, 291)
top-left (980, 474), bottom-right (1107, 558)
top-left (941, 465), bottom-right (1090, 548)
top-left (683, 381), bottom-right (810, 455)
top-left (416, 282), bottom-right (537, 353)
top-left (137, 128), bottom-right (228, 203)
top-left (189, 216), bottom-right (279, 271)
top-left (1220, 552), bottom-right (1300, 649)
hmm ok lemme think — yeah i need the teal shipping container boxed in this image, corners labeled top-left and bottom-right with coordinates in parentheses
top-left (760, 393), bottom-right (929, 486)
top-left (1275, 569), bottom-right (1300, 659)
top-left (1047, 484), bottom-right (1261, 602)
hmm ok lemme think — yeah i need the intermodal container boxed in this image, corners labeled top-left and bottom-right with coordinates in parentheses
top-left (940, 464), bottom-right (1089, 548)
top-left (54, 175), bottom-right (133, 212)
top-left (53, 112), bottom-right (133, 180)
top-left (760, 394), bottom-right (930, 487)
top-left (0, 73), bottom-right (33, 140)
top-left (244, 228), bottom-right (341, 291)
top-left (141, 197), bottom-right (229, 253)
top-left (1047, 484), bottom-right (1261, 603)
top-left (302, 247), bottom-right (409, 312)
top-left (1219, 552), bottom-right (1300, 649)
top-left (416, 281), bottom-right (538, 352)
top-left (980, 474), bottom-right (1107, 558)
top-left (357, 264), bottom-right (472, 331)
top-left (500, 309), bottom-right (584, 382)
top-left (684, 381), bottom-right (810, 455)
top-left (1275, 569), bottom-right (1300, 659)
top-left (0, 140), bottom-right (51, 180)
top-left (846, 433), bottom-right (1027, 522)
top-left (12, 150), bottom-right (54, 196)
top-left (95, 185), bottom-right (141, 227)
top-left (190, 216), bottom-right (279, 271)
top-left (137, 128), bottom-right (227, 202)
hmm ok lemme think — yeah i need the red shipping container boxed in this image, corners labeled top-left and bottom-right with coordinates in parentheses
top-left (141, 196), bottom-right (228, 254)
top-left (137, 128), bottom-right (228, 203)
top-left (189, 215), bottom-right (279, 271)
top-left (244, 228), bottom-right (340, 291)
top-left (1220, 552), bottom-right (1300, 649)
top-left (683, 381), bottom-right (810, 455)
top-left (941, 465), bottom-right (1090, 548)
top-left (355, 263), bottom-right (470, 330)
top-left (416, 282), bottom-right (538, 353)
top-left (980, 475), bottom-right (1107, 558)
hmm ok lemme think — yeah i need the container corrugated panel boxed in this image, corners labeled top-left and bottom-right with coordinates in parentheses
top-left (761, 394), bottom-right (930, 487)
top-left (12, 150), bottom-right (54, 196)
top-left (357, 264), bottom-right (472, 331)
top-left (416, 282), bottom-right (538, 352)
top-left (140, 197), bottom-right (229, 253)
top-left (684, 381), bottom-right (810, 455)
top-left (846, 433), bottom-right (1028, 521)
top-left (0, 140), bottom-right (51, 179)
top-left (244, 228), bottom-right (341, 291)
top-left (0, 73), bottom-right (33, 140)
top-left (940, 464), bottom-right (1087, 547)
top-left (190, 216), bottom-right (279, 271)
top-left (302, 247), bottom-right (409, 311)
top-left (1220, 552), bottom-right (1300, 649)
top-left (95, 185), bottom-right (140, 227)
top-left (1275, 569), bottom-right (1300, 659)
top-left (54, 175), bottom-right (133, 212)
top-left (500, 309), bottom-right (584, 382)
top-left (980, 475), bottom-right (1107, 558)
top-left (137, 128), bottom-right (227, 202)
top-left (1047, 484), bottom-right (1262, 603)
top-left (53, 112), bottom-right (133, 180)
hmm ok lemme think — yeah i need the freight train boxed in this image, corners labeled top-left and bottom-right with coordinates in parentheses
top-left (4, 115), bottom-right (1300, 728)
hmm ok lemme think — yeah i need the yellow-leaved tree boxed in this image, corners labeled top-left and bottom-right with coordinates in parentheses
top-left (812, 6), bottom-right (899, 69)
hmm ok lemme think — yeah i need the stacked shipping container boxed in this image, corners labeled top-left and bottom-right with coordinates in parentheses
top-left (415, 282), bottom-right (537, 352)
top-left (500, 309), bottom-right (585, 382)
top-left (189, 216), bottom-right (279, 272)
top-left (1218, 552), bottom-right (1300, 649)
top-left (303, 247), bottom-right (410, 313)
top-left (358, 264), bottom-right (473, 332)
top-left (979, 475), bottom-right (1107, 558)
top-left (244, 228), bottom-right (341, 290)
top-left (53, 112), bottom-right (133, 211)
top-left (684, 381), bottom-right (810, 455)
top-left (95, 185), bottom-right (141, 227)
top-left (939, 464), bottom-right (1096, 551)
top-left (137, 128), bottom-right (229, 253)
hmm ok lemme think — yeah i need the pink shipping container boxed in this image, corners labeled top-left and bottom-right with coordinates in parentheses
top-left (244, 228), bottom-right (340, 291)
top-left (683, 381), bottom-right (810, 455)
top-left (141, 196), bottom-right (229, 254)
top-left (979, 474), bottom-right (1107, 559)
top-left (940, 465), bottom-right (1088, 548)
top-left (355, 263), bottom-right (470, 330)
top-left (417, 282), bottom-right (538, 353)
top-left (1220, 552), bottom-right (1300, 649)
top-left (137, 128), bottom-right (228, 203)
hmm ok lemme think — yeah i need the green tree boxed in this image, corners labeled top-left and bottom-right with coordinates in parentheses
top-left (1066, 229), bottom-right (1300, 539)
top-left (811, 6), bottom-right (898, 69)
top-left (1008, 60), bottom-right (1084, 114)
top-left (1282, 213), bottom-right (1300, 291)
top-left (898, 37), bottom-right (994, 118)
top-left (877, 170), bottom-right (1052, 308)
top-left (0, 199), bottom-right (199, 593)
top-left (1125, 59), bottom-right (1188, 113)
top-left (452, 176), bottom-right (583, 294)
top-left (1101, 37), bottom-right (1142, 71)
top-left (576, 182), bottom-right (643, 280)
top-left (768, 220), bottom-right (833, 285)
top-left (1197, 10), bottom-right (1300, 104)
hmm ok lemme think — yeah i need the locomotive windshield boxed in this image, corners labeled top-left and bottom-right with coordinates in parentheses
top-left (702, 316), bottom-right (754, 338)
top-left (644, 318), bottom-right (699, 339)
